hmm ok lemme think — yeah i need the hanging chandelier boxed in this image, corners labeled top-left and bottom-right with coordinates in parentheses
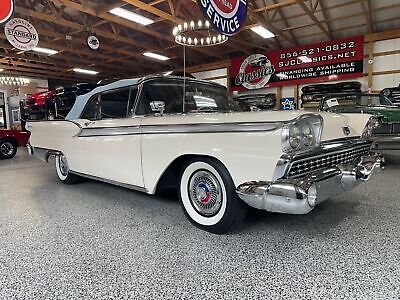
top-left (172, 20), bottom-right (228, 47)
top-left (0, 76), bottom-right (30, 86)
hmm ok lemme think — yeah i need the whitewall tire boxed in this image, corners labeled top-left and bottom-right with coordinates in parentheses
top-left (55, 155), bottom-right (81, 184)
top-left (179, 158), bottom-right (247, 233)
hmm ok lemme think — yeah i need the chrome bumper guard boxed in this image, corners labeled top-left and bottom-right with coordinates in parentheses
top-left (236, 153), bottom-right (385, 214)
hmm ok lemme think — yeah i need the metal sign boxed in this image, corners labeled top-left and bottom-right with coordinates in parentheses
top-left (5, 18), bottom-right (39, 51)
top-left (0, 0), bottom-right (14, 25)
top-left (198, 0), bottom-right (247, 36)
top-left (87, 35), bottom-right (100, 50)
top-left (231, 35), bottom-right (365, 91)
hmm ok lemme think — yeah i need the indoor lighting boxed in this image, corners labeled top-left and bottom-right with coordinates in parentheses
top-left (109, 7), bottom-right (154, 26)
top-left (32, 47), bottom-right (59, 55)
top-left (0, 69), bottom-right (3, 72)
top-left (73, 68), bottom-right (99, 75)
top-left (251, 25), bottom-right (275, 39)
top-left (143, 52), bottom-right (170, 61)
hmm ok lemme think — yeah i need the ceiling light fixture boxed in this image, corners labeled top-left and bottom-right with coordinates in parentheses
top-left (32, 47), bottom-right (59, 55)
top-left (143, 52), bottom-right (170, 61)
top-left (73, 68), bottom-right (99, 75)
top-left (109, 7), bottom-right (154, 26)
top-left (251, 25), bottom-right (275, 39)
top-left (172, 20), bottom-right (228, 47)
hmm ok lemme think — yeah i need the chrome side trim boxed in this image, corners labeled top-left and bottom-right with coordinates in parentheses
top-left (69, 170), bottom-right (148, 193)
top-left (78, 122), bottom-right (282, 137)
top-left (79, 126), bottom-right (140, 137)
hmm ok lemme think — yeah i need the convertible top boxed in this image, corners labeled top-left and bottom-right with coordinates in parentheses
top-left (67, 78), bottom-right (140, 120)
top-left (66, 75), bottom-right (225, 120)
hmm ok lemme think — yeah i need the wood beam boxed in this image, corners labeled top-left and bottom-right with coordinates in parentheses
top-left (295, 0), bottom-right (332, 39)
top-left (318, 0), bottom-right (333, 39)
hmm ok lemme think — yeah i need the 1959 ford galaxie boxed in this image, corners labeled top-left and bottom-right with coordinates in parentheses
top-left (26, 76), bottom-right (384, 233)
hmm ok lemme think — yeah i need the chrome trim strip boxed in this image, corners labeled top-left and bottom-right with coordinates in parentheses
top-left (78, 122), bottom-right (282, 137)
top-left (69, 170), bottom-right (148, 193)
top-left (79, 126), bottom-right (140, 137)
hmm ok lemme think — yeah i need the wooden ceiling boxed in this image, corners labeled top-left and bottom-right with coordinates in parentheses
top-left (1, 0), bottom-right (400, 83)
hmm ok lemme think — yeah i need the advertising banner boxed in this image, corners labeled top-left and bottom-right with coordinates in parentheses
top-left (231, 35), bottom-right (364, 91)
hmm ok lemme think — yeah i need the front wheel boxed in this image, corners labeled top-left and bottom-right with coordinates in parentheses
top-left (55, 155), bottom-right (82, 184)
top-left (0, 139), bottom-right (17, 159)
top-left (179, 158), bottom-right (247, 234)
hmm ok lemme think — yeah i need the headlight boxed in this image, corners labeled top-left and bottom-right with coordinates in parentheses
top-left (362, 116), bottom-right (381, 140)
top-left (282, 115), bottom-right (323, 153)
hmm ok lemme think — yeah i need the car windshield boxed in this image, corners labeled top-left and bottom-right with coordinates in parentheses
top-left (322, 94), bottom-right (393, 111)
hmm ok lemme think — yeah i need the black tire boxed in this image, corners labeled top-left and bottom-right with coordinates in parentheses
top-left (179, 157), bottom-right (247, 234)
top-left (55, 155), bottom-right (82, 184)
top-left (0, 139), bottom-right (18, 159)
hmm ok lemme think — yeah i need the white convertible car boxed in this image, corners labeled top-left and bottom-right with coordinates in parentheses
top-left (27, 76), bottom-right (384, 233)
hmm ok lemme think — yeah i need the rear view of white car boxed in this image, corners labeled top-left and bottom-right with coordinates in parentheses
top-left (27, 76), bottom-right (384, 233)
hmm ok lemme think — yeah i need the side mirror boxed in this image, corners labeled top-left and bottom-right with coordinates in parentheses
top-left (150, 101), bottom-right (165, 115)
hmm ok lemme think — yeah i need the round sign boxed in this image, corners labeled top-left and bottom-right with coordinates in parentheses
top-left (5, 18), bottom-right (39, 51)
top-left (198, 0), bottom-right (247, 36)
top-left (87, 35), bottom-right (100, 50)
top-left (235, 54), bottom-right (275, 90)
top-left (0, 0), bottom-right (14, 25)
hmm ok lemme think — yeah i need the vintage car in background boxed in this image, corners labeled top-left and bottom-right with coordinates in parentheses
top-left (301, 82), bottom-right (361, 110)
top-left (234, 93), bottom-right (276, 111)
top-left (48, 83), bottom-right (98, 119)
top-left (27, 76), bottom-right (383, 233)
top-left (320, 93), bottom-right (400, 150)
top-left (381, 84), bottom-right (400, 105)
top-left (23, 91), bottom-right (54, 119)
top-left (0, 129), bottom-right (30, 159)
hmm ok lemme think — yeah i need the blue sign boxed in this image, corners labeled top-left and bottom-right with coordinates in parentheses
top-left (198, 0), bottom-right (247, 36)
top-left (281, 98), bottom-right (296, 110)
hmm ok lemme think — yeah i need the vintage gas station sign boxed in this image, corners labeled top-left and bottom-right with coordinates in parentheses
top-left (231, 36), bottom-right (365, 91)
top-left (0, 0), bottom-right (14, 25)
top-left (198, 0), bottom-right (247, 36)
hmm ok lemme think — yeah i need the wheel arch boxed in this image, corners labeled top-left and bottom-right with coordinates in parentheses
top-left (154, 154), bottom-right (229, 194)
top-left (0, 136), bottom-right (18, 146)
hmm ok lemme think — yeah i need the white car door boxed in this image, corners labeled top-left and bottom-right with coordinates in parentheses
top-left (76, 86), bottom-right (144, 188)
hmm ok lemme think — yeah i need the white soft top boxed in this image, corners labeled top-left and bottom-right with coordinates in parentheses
top-left (66, 78), bottom-right (140, 120)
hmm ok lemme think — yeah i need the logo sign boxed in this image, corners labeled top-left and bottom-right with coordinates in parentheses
top-left (5, 18), bottom-right (39, 51)
top-left (231, 35), bottom-right (365, 91)
top-left (198, 0), bottom-right (247, 36)
top-left (87, 35), bottom-right (100, 50)
top-left (235, 54), bottom-right (275, 90)
top-left (280, 98), bottom-right (296, 110)
top-left (0, 0), bottom-right (14, 25)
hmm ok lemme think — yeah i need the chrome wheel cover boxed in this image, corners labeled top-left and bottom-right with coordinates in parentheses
top-left (58, 155), bottom-right (69, 176)
top-left (188, 170), bottom-right (223, 217)
top-left (0, 141), bottom-right (14, 156)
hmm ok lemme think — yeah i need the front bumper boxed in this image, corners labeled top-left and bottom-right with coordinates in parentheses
top-left (371, 135), bottom-right (400, 150)
top-left (236, 153), bottom-right (384, 214)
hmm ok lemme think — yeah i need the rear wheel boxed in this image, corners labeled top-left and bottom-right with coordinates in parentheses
top-left (179, 158), bottom-right (247, 234)
top-left (0, 139), bottom-right (17, 159)
top-left (55, 155), bottom-right (82, 184)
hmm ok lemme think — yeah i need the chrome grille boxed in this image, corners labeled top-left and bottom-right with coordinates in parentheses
top-left (288, 144), bottom-right (371, 178)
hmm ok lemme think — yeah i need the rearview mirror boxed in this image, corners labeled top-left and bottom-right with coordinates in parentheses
top-left (150, 101), bottom-right (165, 114)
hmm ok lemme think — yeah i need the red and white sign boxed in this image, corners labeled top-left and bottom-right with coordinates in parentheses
top-left (0, 0), bottom-right (14, 25)
top-left (231, 36), bottom-right (365, 91)
top-left (4, 18), bottom-right (39, 51)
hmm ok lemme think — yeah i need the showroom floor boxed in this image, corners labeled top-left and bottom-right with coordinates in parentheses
top-left (0, 151), bottom-right (399, 300)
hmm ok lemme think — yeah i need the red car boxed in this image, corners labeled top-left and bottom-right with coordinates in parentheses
top-left (0, 129), bottom-right (30, 159)
top-left (24, 91), bottom-right (54, 118)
